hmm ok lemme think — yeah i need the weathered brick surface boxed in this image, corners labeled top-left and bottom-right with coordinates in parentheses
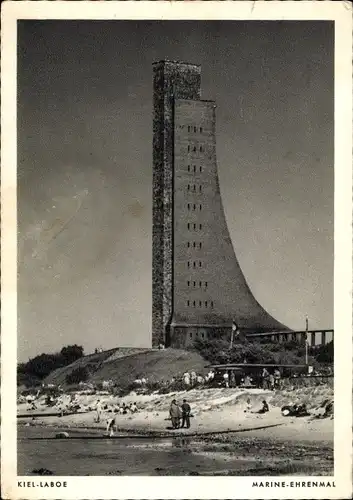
top-left (152, 61), bottom-right (288, 348)
top-left (152, 61), bottom-right (201, 347)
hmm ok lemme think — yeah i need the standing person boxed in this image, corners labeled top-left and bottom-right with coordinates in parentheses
top-left (181, 399), bottom-right (191, 429)
top-left (95, 399), bottom-right (102, 423)
top-left (190, 371), bottom-right (197, 386)
top-left (230, 371), bottom-right (236, 388)
top-left (262, 368), bottom-right (270, 390)
top-left (274, 368), bottom-right (281, 388)
top-left (183, 372), bottom-right (190, 387)
top-left (223, 371), bottom-right (229, 388)
top-left (169, 399), bottom-right (181, 429)
top-left (269, 373), bottom-right (275, 390)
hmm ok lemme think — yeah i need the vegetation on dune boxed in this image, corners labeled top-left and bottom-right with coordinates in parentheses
top-left (17, 338), bottom-right (333, 390)
top-left (17, 345), bottom-right (84, 387)
top-left (192, 337), bottom-right (333, 367)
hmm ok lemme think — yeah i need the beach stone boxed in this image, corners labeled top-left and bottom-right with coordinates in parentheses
top-left (55, 432), bottom-right (69, 439)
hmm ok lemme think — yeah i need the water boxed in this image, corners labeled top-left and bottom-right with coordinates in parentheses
top-left (17, 426), bottom-right (249, 476)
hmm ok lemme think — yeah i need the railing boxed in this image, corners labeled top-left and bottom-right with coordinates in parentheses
top-left (246, 329), bottom-right (333, 346)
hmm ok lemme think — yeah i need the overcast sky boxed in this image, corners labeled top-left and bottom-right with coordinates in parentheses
top-left (17, 20), bottom-right (333, 361)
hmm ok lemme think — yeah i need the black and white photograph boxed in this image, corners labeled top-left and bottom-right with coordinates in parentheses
top-left (1, 1), bottom-right (352, 499)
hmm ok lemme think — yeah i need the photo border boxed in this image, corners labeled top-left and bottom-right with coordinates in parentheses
top-left (1, 1), bottom-right (352, 499)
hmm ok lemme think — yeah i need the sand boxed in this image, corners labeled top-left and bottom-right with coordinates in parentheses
top-left (18, 387), bottom-right (333, 444)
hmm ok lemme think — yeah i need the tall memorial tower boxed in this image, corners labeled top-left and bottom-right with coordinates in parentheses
top-left (152, 60), bottom-right (288, 348)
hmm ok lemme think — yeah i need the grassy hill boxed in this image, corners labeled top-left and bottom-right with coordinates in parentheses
top-left (44, 348), bottom-right (208, 387)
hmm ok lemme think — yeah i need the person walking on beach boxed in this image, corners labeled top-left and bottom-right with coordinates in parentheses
top-left (95, 399), bottom-right (102, 423)
top-left (181, 399), bottom-right (191, 429)
top-left (169, 399), bottom-right (181, 429)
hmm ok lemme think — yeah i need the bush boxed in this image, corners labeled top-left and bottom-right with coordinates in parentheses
top-left (65, 366), bottom-right (90, 385)
top-left (193, 337), bottom-right (314, 367)
top-left (18, 344), bottom-right (85, 386)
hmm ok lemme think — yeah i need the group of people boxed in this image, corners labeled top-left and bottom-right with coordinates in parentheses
top-left (95, 399), bottom-right (138, 423)
top-left (181, 371), bottom-right (213, 387)
top-left (261, 368), bottom-right (282, 390)
top-left (169, 399), bottom-right (192, 429)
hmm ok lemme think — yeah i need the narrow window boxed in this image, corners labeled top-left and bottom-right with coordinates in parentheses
top-left (199, 223), bottom-right (202, 230)
top-left (193, 204), bottom-right (196, 211)
top-left (201, 333), bottom-right (205, 338)
top-left (187, 300), bottom-right (190, 306)
top-left (194, 126), bottom-right (197, 133)
top-left (187, 261), bottom-right (190, 268)
top-left (187, 184), bottom-right (190, 191)
top-left (193, 165), bottom-right (196, 173)
top-left (189, 332), bottom-right (192, 338)
top-left (187, 203), bottom-right (190, 210)
top-left (193, 223), bottom-right (196, 230)
top-left (199, 185), bottom-right (202, 192)
top-left (199, 300), bottom-right (202, 307)
top-left (200, 166), bottom-right (202, 173)
top-left (193, 242), bottom-right (196, 248)
top-left (193, 146), bottom-right (196, 152)
top-left (199, 261), bottom-right (202, 267)
top-left (200, 145), bottom-right (203, 152)
top-left (205, 281), bottom-right (208, 288)
top-left (211, 300), bottom-right (214, 308)
top-left (205, 301), bottom-right (208, 308)
top-left (188, 145), bottom-right (190, 152)
top-left (193, 184), bottom-right (196, 192)
top-left (199, 242), bottom-right (202, 249)
top-left (187, 241), bottom-right (190, 248)
top-left (193, 300), bottom-right (196, 307)
top-left (200, 204), bottom-right (202, 210)
top-left (187, 223), bottom-right (190, 230)
top-left (188, 126), bottom-right (190, 132)
top-left (193, 261), bottom-right (196, 268)
top-left (188, 165), bottom-right (190, 172)
top-left (200, 127), bottom-right (203, 133)
top-left (193, 281), bottom-right (196, 287)
top-left (199, 281), bottom-right (202, 287)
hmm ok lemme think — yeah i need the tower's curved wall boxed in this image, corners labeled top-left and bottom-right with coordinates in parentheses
top-left (152, 61), bottom-right (288, 349)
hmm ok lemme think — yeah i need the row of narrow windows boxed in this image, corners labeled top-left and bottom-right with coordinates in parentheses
top-left (188, 165), bottom-right (203, 173)
top-left (187, 223), bottom-right (203, 230)
top-left (187, 184), bottom-right (202, 192)
top-left (187, 242), bottom-right (202, 249)
top-left (188, 145), bottom-right (203, 153)
top-left (187, 300), bottom-right (214, 308)
top-left (187, 203), bottom-right (202, 211)
top-left (187, 281), bottom-right (208, 288)
top-left (188, 126), bottom-right (203, 133)
top-left (187, 261), bottom-right (202, 268)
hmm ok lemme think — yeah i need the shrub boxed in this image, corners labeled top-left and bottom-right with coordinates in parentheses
top-left (65, 366), bottom-right (90, 385)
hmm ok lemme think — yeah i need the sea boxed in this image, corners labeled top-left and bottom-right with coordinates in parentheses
top-left (17, 425), bottom-right (247, 476)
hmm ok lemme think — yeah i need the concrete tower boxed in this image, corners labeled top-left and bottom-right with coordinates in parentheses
top-left (152, 60), bottom-right (288, 348)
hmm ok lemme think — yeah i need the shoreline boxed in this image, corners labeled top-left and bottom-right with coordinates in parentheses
top-left (18, 406), bottom-right (333, 445)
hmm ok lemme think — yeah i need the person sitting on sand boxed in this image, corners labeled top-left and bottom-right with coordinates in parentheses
top-left (244, 398), bottom-right (252, 413)
top-left (258, 400), bottom-right (269, 414)
top-left (130, 402), bottom-right (138, 413)
top-left (169, 399), bottom-right (182, 429)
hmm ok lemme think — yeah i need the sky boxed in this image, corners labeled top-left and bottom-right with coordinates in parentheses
top-left (17, 20), bottom-right (334, 361)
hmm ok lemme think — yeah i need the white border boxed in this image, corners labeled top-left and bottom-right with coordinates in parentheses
top-left (1, 1), bottom-right (352, 499)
